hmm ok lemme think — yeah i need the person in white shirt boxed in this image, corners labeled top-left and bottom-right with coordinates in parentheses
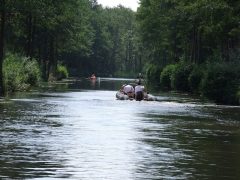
top-left (121, 84), bottom-right (134, 98)
top-left (135, 82), bottom-right (145, 101)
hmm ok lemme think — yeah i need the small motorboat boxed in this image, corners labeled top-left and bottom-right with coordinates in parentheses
top-left (116, 91), bottom-right (156, 101)
top-left (144, 93), bottom-right (156, 101)
top-left (116, 91), bottom-right (130, 100)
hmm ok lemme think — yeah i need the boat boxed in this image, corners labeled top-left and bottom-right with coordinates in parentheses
top-left (116, 91), bottom-right (156, 101)
top-left (116, 91), bottom-right (130, 100)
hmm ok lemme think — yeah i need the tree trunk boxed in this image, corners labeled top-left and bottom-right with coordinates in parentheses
top-left (48, 36), bottom-right (57, 81)
top-left (0, 0), bottom-right (6, 96)
top-left (26, 13), bottom-right (32, 57)
top-left (41, 35), bottom-right (49, 81)
top-left (26, 13), bottom-right (35, 59)
top-left (196, 28), bottom-right (201, 64)
top-left (190, 25), bottom-right (196, 63)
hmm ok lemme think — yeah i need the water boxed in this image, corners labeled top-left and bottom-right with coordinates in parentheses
top-left (0, 78), bottom-right (240, 179)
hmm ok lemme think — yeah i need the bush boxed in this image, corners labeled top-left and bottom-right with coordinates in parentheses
top-left (188, 65), bottom-right (204, 94)
top-left (145, 63), bottom-right (162, 85)
top-left (22, 58), bottom-right (41, 86)
top-left (171, 61), bottom-right (193, 91)
top-left (201, 62), bottom-right (240, 105)
top-left (57, 64), bottom-right (69, 80)
top-left (3, 53), bottom-right (41, 92)
top-left (160, 64), bottom-right (176, 90)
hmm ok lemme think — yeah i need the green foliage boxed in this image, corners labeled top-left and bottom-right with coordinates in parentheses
top-left (3, 53), bottom-right (41, 92)
top-left (90, 5), bottom-right (138, 76)
top-left (171, 61), bottom-right (193, 91)
top-left (136, 0), bottom-right (240, 105)
top-left (145, 63), bottom-right (162, 85)
top-left (57, 64), bottom-right (69, 80)
top-left (201, 62), bottom-right (240, 105)
top-left (3, 0), bottom-right (94, 81)
top-left (23, 58), bottom-right (41, 86)
top-left (137, 0), bottom-right (240, 64)
top-left (188, 65), bottom-right (204, 94)
top-left (160, 64), bottom-right (176, 90)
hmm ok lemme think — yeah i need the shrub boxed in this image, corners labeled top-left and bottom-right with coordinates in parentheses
top-left (188, 65), bottom-right (204, 94)
top-left (171, 61), bottom-right (193, 91)
top-left (145, 63), bottom-right (162, 85)
top-left (22, 57), bottom-right (41, 86)
top-left (57, 64), bottom-right (69, 80)
top-left (201, 62), bottom-right (240, 105)
top-left (160, 64), bottom-right (176, 90)
top-left (3, 53), bottom-right (41, 92)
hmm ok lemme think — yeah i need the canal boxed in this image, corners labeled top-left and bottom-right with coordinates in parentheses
top-left (0, 78), bottom-right (240, 179)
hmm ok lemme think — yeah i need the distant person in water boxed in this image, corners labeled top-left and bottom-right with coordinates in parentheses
top-left (90, 73), bottom-right (96, 79)
top-left (135, 81), bottom-right (145, 101)
top-left (120, 84), bottom-right (134, 98)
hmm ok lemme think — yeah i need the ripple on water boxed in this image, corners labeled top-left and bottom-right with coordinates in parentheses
top-left (0, 88), bottom-right (240, 179)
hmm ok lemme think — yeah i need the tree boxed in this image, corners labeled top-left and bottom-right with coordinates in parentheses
top-left (0, 0), bottom-right (6, 95)
top-left (137, 0), bottom-right (240, 65)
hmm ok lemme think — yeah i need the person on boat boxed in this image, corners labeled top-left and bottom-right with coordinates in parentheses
top-left (135, 81), bottom-right (145, 101)
top-left (121, 84), bottom-right (134, 98)
top-left (136, 72), bottom-right (144, 84)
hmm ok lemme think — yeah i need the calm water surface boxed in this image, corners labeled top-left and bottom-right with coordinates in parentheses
top-left (0, 78), bottom-right (240, 179)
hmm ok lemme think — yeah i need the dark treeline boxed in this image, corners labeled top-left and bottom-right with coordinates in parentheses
top-left (0, 0), bottom-right (239, 104)
top-left (137, 0), bottom-right (240, 105)
top-left (64, 3), bottom-right (141, 77)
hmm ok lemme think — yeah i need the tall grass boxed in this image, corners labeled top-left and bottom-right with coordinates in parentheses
top-left (57, 64), bottom-right (69, 80)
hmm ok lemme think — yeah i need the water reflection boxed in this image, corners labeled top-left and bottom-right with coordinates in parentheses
top-left (138, 107), bottom-right (240, 179)
top-left (0, 78), bottom-right (240, 179)
top-left (0, 100), bottom-right (69, 179)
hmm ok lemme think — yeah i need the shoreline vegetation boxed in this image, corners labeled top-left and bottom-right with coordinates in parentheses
top-left (146, 61), bottom-right (240, 105)
top-left (2, 53), bottom-right (68, 95)
top-left (0, 0), bottom-right (239, 106)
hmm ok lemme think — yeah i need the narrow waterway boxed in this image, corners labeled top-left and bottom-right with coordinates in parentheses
top-left (0, 78), bottom-right (240, 179)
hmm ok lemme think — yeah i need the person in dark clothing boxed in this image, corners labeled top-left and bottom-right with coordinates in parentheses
top-left (134, 81), bottom-right (145, 101)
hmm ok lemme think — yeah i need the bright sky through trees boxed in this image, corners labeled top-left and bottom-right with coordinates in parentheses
top-left (97, 0), bottom-right (139, 11)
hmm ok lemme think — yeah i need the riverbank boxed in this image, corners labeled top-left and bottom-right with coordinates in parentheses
top-left (146, 61), bottom-right (240, 106)
top-left (2, 53), bottom-right (69, 96)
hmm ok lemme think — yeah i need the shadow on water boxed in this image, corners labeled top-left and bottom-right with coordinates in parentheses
top-left (0, 100), bottom-right (70, 179)
top-left (0, 78), bottom-right (240, 179)
top-left (136, 104), bottom-right (240, 179)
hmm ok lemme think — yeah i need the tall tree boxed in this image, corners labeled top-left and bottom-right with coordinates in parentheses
top-left (0, 0), bottom-right (6, 96)
top-left (137, 0), bottom-right (240, 66)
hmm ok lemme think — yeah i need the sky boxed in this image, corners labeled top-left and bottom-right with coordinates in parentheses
top-left (97, 0), bottom-right (140, 11)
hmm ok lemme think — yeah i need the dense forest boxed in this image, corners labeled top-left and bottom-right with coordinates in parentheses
top-left (137, 0), bottom-right (240, 105)
top-left (0, 0), bottom-right (140, 94)
top-left (0, 0), bottom-right (239, 104)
